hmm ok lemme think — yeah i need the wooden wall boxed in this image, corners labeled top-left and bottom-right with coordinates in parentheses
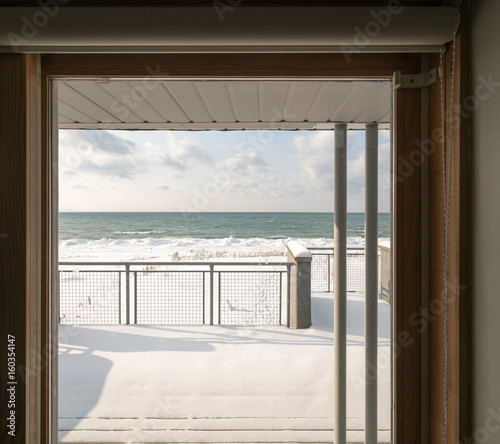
top-left (0, 53), bottom-right (40, 444)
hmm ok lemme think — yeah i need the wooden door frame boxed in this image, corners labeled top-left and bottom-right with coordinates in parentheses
top-left (0, 47), bottom-right (470, 444)
top-left (40, 52), bottom-right (422, 444)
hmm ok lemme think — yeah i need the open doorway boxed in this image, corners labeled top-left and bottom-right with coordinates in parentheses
top-left (54, 78), bottom-right (393, 443)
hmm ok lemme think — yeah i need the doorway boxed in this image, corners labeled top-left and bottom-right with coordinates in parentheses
top-left (25, 52), bottom-right (425, 443)
top-left (53, 75), bottom-right (393, 442)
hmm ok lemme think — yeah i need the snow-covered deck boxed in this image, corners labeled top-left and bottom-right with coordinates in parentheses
top-left (58, 292), bottom-right (391, 443)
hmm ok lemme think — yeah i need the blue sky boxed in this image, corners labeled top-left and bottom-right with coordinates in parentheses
top-left (59, 129), bottom-right (391, 212)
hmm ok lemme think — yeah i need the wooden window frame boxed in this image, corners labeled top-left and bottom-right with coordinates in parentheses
top-left (0, 47), bottom-right (469, 444)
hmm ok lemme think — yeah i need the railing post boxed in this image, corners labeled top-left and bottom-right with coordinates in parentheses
top-left (118, 270), bottom-right (122, 324)
top-left (209, 265), bottom-right (214, 325)
top-left (331, 250), bottom-right (335, 293)
top-left (286, 265), bottom-right (291, 327)
top-left (218, 271), bottom-right (221, 325)
top-left (125, 265), bottom-right (130, 325)
top-left (286, 241), bottom-right (312, 329)
top-left (327, 253), bottom-right (331, 292)
top-left (202, 272), bottom-right (206, 325)
top-left (134, 271), bottom-right (137, 324)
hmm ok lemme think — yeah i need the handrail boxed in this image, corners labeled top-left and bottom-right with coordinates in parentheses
top-left (305, 247), bottom-right (364, 251)
top-left (59, 261), bottom-right (296, 267)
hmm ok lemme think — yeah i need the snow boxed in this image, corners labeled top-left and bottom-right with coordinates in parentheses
top-left (378, 238), bottom-right (391, 248)
top-left (286, 240), bottom-right (313, 259)
top-left (59, 292), bottom-right (391, 443)
top-left (58, 237), bottom-right (392, 442)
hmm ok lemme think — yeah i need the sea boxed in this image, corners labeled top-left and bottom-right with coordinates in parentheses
top-left (58, 212), bottom-right (390, 261)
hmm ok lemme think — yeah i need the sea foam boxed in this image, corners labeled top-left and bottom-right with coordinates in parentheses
top-left (59, 236), bottom-right (389, 262)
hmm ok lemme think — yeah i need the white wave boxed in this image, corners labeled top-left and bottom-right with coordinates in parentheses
top-left (59, 236), bottom-right (390, 263)
top-left (113, 230), bottom-right (167, 235)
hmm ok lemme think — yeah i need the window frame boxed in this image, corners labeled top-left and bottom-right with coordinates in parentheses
top-left (0, 47), bottom-right (470, 444)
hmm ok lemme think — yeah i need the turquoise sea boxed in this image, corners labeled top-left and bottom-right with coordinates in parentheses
top-left (59, 212), bottom-right (390, 241)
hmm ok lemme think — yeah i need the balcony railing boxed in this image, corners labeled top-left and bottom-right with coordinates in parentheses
top-left (59, 246), bottom-right (389, 327)
top-left (308, 247), bottom-right (382, 295)
top-left (58, 261), bottom-right (293, 326)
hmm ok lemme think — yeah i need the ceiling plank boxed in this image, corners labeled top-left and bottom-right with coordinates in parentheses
top-left (57, 79), bottom-right (393, 130)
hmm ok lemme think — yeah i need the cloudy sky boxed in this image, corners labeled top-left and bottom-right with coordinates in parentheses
top-left (59, 129), bottom-right (391, 212)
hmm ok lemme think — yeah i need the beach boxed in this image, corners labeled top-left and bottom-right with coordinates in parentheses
top-left (58, 211), bottom-right (392, 442)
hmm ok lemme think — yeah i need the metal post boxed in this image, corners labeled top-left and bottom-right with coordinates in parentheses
top-left (134, 271), bottom-right (137, 325)
top-left (118, 271), bottom-right (122, 324)
top-left (209, 265), bottom-right (214, 325)
top-left (365, 123), bottom-right (379, 444)
top-left (279, 271), bottom-right (283, 325)
top-left (328, 253), bottom-right (331, 292)
top-left (334, 123), bottom-right (347, 444)
top-left (287, 264), bottom-right (291, 327)
top-left (125, 265), bottom-right (130, 325)
top-left (218, 272), bottom-right (221, 325)
top-left (203, 272), bottom-right (206, 325)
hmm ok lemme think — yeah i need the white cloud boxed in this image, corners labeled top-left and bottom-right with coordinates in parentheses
top-left (292, 130), bottom-right (391, 211)
top-left (146, 133), bottom-right (213, 174)
top-left (215, 152), bottom-right (270, 176)
top-left (78, 157), bottom-right (146, 179)
top-left (60, 130), bottom-right (136, 155)
top-left (59, 130), bottom-right (145, 180)
top-left (293, 131), bottom-right (335, 191)
top-left (212, 150), bottom-right (305, 202)
top-left (58, 129), bottom-right (391, 212)
top-left (154, 184), bottom-right (170, 191)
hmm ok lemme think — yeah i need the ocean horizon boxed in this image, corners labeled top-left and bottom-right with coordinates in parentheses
top-left (59, 211), bottom-right (391, 241)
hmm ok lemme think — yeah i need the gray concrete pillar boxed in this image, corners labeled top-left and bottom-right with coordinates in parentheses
top-left (286, 241), bottom-right (312, 329)
top-left (379, 245), bottom-right (391, 304)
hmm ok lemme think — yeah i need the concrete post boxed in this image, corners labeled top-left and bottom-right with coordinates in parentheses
top-left (286, 241), bottom-right (312, 329)
top-left (379, 245), bottom-right (391, 304)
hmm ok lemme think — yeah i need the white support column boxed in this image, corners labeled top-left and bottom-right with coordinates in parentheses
top-left (365, 123), bottom-right (379, 444)
top-left (334, 123), bottom-right (347, 444)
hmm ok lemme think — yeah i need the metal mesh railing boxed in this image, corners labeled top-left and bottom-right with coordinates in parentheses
top-left (135, 270), bottom-right (205, 325)
top-left (310, 253), bottom-right (332, 292)
top-left (345, 251), bottom-right (366, 293)
top-left (309, 248), bottom-right (382, 295)
top-left (59, 270), bottom-right (121, 325)
top-left (59, 250), bottom-right (385, 326)
top-left (218, 271), bottom-right (285, 325)
top-left (59, 262), bottom-right (292, 326)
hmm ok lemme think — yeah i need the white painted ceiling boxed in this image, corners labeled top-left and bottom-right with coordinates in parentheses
top-left (57, 79), bottom-right (392, 131)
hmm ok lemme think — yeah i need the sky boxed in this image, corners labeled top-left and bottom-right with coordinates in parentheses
top-left (59, 129), bottom-right (391, 213)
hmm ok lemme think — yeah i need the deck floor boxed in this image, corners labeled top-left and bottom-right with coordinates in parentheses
top-left (58, 292), bottom-right (391, 443)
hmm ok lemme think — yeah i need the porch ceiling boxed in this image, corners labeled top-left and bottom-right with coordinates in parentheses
top-left (57, 79), bottom-right (392, 131)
